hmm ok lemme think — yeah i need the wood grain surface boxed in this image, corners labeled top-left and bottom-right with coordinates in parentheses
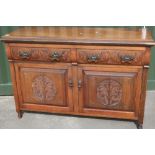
top-left (1, 27), bottom-right (155, 46)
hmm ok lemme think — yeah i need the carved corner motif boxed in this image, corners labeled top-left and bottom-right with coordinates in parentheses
top-left (32, 75), bottom-right (56, 102)
top-left (97, 79), bottom-right (122, 107)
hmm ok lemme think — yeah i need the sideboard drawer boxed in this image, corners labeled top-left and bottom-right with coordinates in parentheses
top-left (77, 48), bottom-right (149, 65)
top-left (10, 46), bottom-right (72, 62)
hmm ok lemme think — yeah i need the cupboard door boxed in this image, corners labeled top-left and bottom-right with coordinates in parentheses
top-left (78, 65), bottom-right (142, 119)
top-left (15, 63), bottom-right (73, 112)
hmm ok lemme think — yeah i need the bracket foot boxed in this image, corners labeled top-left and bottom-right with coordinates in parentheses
top-left (18, 111), bottom-right (23, 119)
top-left (135, 121), bottom-right (143, 129)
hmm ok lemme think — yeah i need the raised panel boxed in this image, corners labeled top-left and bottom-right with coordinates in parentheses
top-left (78, 65), bottom-right (142, 119)
top-left (20, 68), bottom-right (68, 106)
top-left (15, 63), bottom-right (73, 112)
top-left (83, 71), bottom-right (135, 111)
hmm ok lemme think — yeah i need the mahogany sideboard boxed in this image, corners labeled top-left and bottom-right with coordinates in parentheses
top-left (1, 27), bottom-right (155, 128)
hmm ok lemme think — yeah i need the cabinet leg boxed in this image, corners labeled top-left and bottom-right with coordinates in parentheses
top-left (17, 111), bottom-right (23, 119)
top-left (135, 121), bottom-right (143, 129)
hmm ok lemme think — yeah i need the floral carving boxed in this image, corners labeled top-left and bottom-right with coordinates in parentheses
top-left (32, 75), bottom-right (56, 102)
top-left (97, 79), bottom-right (122, 106)
top-left (11, 47), bottom-right (71, 62)
top-left (77, 49), bottom-right (145, 65)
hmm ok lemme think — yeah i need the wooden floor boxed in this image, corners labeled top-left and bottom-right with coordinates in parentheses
top-left (0, 91), bottom-right (155, 129)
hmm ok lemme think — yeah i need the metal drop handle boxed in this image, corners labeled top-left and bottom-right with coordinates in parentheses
top-left (68, 79), bottom-right (74, 88)
top-left (78, 80), bottom-right (82, 88)
top-left (87, 55), bottom-right (99, 63)
top-left (120, 55), bottom-right (134, 63)
top-left (50, 52), bottom-right (61, 61)
top-left (19, 51), bottom-right (31, 59)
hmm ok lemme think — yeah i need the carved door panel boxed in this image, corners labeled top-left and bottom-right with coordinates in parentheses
top-left (78, 65), bottom-right (142, 119)
top-left (15, 63), bottom-right (73, 112)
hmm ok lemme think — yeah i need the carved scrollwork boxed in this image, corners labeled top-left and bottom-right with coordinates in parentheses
top-left (11, 47), bottom-right (71, 62)
top-left (32, 75), bottom-right (56, 102)
top-left (77, 49), bottom-right (145, 65)
top-left (97, 79), bottom-right (122, 106)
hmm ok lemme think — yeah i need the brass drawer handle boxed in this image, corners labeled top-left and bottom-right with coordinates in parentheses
top-left (19, 51), bottom-right (31, 59)
top-left (120, 55), bottom-right (134, 63)
top-left (87, 55), bottom-right (99, 63)
top-left (50, 52), bottom-right (61, 62)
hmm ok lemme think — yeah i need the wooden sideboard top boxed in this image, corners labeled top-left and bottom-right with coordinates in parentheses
top-left (1, 27), bottom-right (155, 46)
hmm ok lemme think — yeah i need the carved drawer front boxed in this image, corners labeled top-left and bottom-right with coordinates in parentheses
top-left (10, 46), bottom-right (72, 62)
top-left (78, 65), bottom-right (142, 119)
top-left (14, 63), bottom-right (73, 112)
top-left (77, 48), bottom-right (149, 65)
